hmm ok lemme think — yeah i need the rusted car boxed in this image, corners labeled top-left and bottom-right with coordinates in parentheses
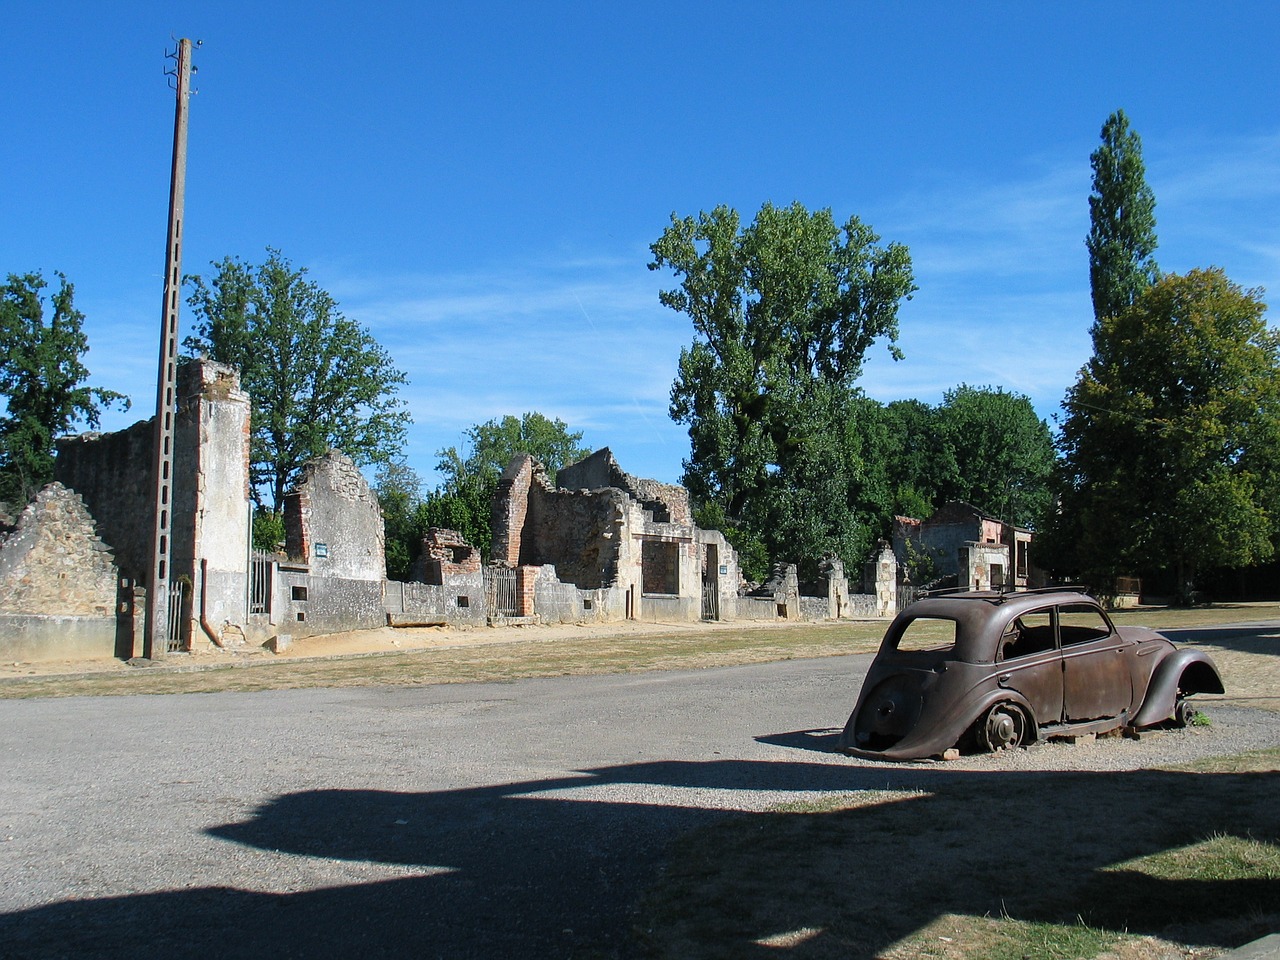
top-left (839, 587), bottom-right (1223, 760)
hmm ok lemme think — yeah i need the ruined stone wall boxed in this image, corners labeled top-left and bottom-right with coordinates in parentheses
top-left (54, 419), bottom-right (154, 579)
top-left (557, 448), bottom-right (692, 526)
top-left (0, 483), bottom-right (117, 616)
top-left (285, 451), bottom-right (385, 582)
top-left (525, 485), bottom-right (627, 589)
top-left (53, 357), bottom-right (251, 621)
top-left (0, 483), bottom-right (119, 661)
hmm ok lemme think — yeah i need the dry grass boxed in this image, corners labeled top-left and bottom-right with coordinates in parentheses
top-left (636, 748), bottom-right (1280, 960)
top-left (0, 621), bottom-right (887, 699)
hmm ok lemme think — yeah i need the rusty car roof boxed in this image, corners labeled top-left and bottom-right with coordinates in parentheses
top-left (889, 587), bottom-right (1103, 662)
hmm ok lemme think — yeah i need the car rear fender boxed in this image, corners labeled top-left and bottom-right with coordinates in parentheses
top-left (1131, 649), bottom-right (1224, 728)
top-left (951, 688), bottom-right (1040, 746)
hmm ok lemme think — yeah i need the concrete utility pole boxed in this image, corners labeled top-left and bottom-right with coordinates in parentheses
top-left (144, 38), bottom-right (198, 659)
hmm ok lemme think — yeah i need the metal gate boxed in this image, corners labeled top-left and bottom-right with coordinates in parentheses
top-left (701, 544), bottom-right (720, 621)
top-left (485, 566), bottom-right (518, 617)
top-left (166, 578), bottom-right (190, 653)
top-left (249, 550), bottom-right (273, 615)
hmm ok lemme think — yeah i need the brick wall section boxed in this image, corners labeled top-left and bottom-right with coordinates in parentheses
top-left (490, 455), bottom-right (535, 567)
top-left (515, 565), bottom-right (539, 616)
top-left (0, 483), bottom-right (117, 616)
top-left (411, 527), bottom-right (481, 585)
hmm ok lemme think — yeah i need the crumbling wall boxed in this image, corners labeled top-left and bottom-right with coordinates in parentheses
top-left (54, 359), bottom-right (252, 650)
top-left (285, 450), bottom-right (385, 581)
top-left (280, 450), bottom-right (385, 636)
top-left (54, 419), bottom-right (155, 580)
top-left (557, 448), bottom-right (692, 525)
top-left (0, 483), bottom-right (119, 661)
top-left (176, 361), bottom-right (251, 646)
top-left (411, 527), bottom-right (481, 585)
top-left (491, 456), bottom-right (537, 567)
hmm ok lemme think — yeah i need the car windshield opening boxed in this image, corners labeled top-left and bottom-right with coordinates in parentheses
top-left (893, 617), bottom-right (958, 653)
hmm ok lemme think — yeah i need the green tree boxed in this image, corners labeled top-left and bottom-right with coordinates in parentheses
top-left (876, 398), bottom-right (957, 519)
top-left (0, 272), bottom-right (128, 505)
top-left (375, 460), bottom-right (424, 580)
top-left (935, 385), bottom-right (1056, 527)
top-left (1087, 109), bottom-right (1159, 326)
top-left (185, 250), bottom-right (410, 511)
top-left (1050, 269), bottom-right (1280, 598)
top-left (651, 201), bottom-right (916, 571)
top-left (434, 412), bottom-right (591, 557)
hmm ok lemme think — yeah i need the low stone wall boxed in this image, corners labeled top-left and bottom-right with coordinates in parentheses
top-left (384, 576), bottom-right (485, 626)
top-left (846, 593), bottom-right (881, 618)
top-left (0, 613), bottom-right (118, 662)
top-left (641, 593), bottom-right (698, 622)
top-left (799, 596), bottom-right (830, 621)
top-left (274, 566), bottom-right (384, 638)
top-left (736, 596), bottom-right (781, 621)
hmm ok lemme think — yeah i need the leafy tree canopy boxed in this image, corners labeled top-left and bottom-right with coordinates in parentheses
top-left (1087, 109), bottom-right (1159, 326)
top-left (935, 385), bottom-right (1056, 528)
top-left (0, 271), bottom-right (128, 505)
top-left (651, 201), bottom-right (916, 574)
top-left (1048, 268), bottom-right (1280, 596)
top-left (185, 249), bottom-right (410, 511)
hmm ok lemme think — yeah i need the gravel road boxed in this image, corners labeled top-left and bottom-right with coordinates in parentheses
top-left (2, 630), bottom-right (1277, 959)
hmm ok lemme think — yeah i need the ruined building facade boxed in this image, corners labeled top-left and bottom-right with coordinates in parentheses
top-left (0, 362), bottom-right (901, 663)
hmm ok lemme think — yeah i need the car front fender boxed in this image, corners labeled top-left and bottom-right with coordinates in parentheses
top-left (1130, 648), bottom-right (1224, 728)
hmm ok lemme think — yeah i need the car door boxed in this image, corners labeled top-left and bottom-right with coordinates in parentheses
top-left (996, 607), bottom-right (1063, 725)
top-left (1059, 602), bottom-right (1132, 722)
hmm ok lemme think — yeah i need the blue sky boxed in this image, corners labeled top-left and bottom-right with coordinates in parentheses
top-left (3, 2), bottom-right (1279, 488)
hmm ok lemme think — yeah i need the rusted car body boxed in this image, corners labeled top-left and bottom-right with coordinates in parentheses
top-left (839, 587), bottom-right (1223, 761)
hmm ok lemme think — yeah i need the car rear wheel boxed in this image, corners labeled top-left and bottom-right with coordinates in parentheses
top-left (977, 703), bottom-right (1028, 752)
top-left (1172, 697), bottom-right (1200, 728)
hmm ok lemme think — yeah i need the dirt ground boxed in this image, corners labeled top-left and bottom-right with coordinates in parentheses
top-left (0, 615), bottom-right (826, 678)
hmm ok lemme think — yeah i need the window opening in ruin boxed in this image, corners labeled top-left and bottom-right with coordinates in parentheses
top-left (456, 595), bottom-right (469, 608)
top-left (296, 612), bottom-right (306, 622)
top-left (291, 585), bottom-right (308, 602)
top-left (641, 539), bottom-right (679, 596)
top-left (583, 598), bottom-right (594, 611)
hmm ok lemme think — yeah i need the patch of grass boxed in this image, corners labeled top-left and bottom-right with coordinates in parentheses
top-left (636, 747), bottom-right (1280, 959)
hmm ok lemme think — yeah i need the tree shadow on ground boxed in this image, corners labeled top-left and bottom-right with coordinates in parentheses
top-left (2, 756), bottom-right (1278, 958)
top-left (1162, 624), bottom-right (1280, 656)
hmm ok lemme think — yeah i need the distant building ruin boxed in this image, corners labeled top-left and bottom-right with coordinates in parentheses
top-left (0, 361), bottom-right (903, 663)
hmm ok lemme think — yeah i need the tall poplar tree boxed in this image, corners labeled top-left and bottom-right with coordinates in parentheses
top-left (1086, 109), bottom-right (1160, 327)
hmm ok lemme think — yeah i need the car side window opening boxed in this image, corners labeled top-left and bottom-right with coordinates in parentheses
top-left (1001, 609), bottom-right (1056, 660)
top-left (893, 617), bottom-right (958, 653)
top-left (1058, 603), bottom-right (1112, 646)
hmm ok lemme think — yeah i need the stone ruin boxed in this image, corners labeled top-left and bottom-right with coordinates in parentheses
top-left (0, 362), bottom-right (905, 662)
